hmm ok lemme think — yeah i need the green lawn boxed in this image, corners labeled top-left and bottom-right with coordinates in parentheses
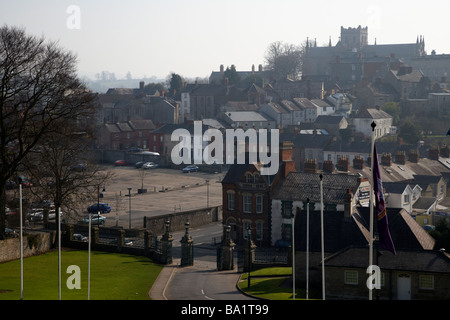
top-left (238, 267), bottom-right (320, 300)
top-left (0, 249), bottom-right (163, 300)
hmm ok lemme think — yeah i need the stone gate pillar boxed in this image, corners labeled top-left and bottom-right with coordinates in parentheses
top-left (160, 220), bottom-right (173, 265)
top-left (244, 230), bottom-right (256, 273)
top-left (217, 225), bottom-right (235, 271)
top-left (180, 221), bottom-right (194, 267)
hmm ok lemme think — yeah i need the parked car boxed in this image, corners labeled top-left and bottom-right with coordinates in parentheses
top-left (79, 214), bottom-right (106, 225)
top-left (182, 165), bottom-right (199, 173)
top-left (142, 162), bottom-right (158, 169)
top-left (135, 161), bottom-right (145, 168)
top-left (114, 160), bottom-right (127, 166)
top-left (87, 203), bottom-right (111, 213)
top-left (73, 233), bottom-right (88, 242)
top-left (5, 228), bottom-right (17, 237)
top-left (28, 209), bottom-right (62, 222)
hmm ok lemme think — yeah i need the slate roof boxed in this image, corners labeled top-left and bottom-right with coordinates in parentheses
top-left (127, 120), bottom-right (155, 131)
top-left (221, 162), bottom-right (278, 185)
top-left (293, 206), bottom-right (435, 254)
top-left (272, 172), bottom-right (362, 204)
top-left (150, 123), bottom-right (209, 135)
top-left (325, 247), bottom-right (450, 273)
top-left (280, 132), bottom-right (333, 149)
top-left (294, 210), bottom-right (368, 252)
top-left (314, 115), bottom-right (346, 125)
top-left (357, 207), bottom-right (435, 251)
top-left (359, 107), bottom-right (392, 119)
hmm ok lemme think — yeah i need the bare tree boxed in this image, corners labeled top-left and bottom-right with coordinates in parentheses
top-left (0, 25), bottom-right (97, 239)
top-left (264, 41), bottom-right (305, 80)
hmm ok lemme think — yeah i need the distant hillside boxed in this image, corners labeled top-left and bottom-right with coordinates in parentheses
top-left (82, 77), bottom-right (165, 94)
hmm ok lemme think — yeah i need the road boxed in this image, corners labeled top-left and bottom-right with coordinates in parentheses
top-left (154, 222), bottom-right (255, 300)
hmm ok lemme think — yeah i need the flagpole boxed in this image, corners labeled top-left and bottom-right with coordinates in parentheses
top-left (19, 181), bottom-right (23, 300)
top-left (306, 198), bottom-right (310, 300)
top-left (88, 213), bottom-right (91, 300)
top-left (320, 174), bottom-right (325, 300)
top-left (369, 121), bottom-right (376, 300)
top-left (292, 208), bottom-right (295, 300)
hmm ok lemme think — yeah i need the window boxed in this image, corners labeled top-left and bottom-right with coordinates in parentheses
top-left (281, 223), bottom-right (292, 241)
top-left (256, 222), bottom-right (263, 241)
top-left (243, 195), bottom-right (252, 213)
top-left (228, 192), bottom-right (235, 211)
top-left (139, 131), bottom-right (143, 138)
top-left (246, 173), bottom-right (253, 183)
top-left (419, 275), bottom-right (434, 290)
top-left (256, 195), bottom-right (263, 213)
top-left (404, 194), bottom-right (410, 203)
top-left (282, 201), bottom-right (293, 218)
top-left (344, 270), bottom-right (358, 285)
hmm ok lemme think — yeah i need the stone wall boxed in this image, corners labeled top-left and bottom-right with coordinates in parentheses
top-left (0, 231), bottom-right (54, 263)
top-left (144, 206), bottom-right (222, 235)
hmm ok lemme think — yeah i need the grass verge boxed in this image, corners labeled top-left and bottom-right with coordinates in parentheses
top-left (0, 249), bottom-right (163, 300)
top-left (238, 267), bottom-right (319, 300)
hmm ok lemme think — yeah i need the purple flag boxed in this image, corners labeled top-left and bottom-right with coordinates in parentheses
top-left (373, 145), bottom-right (396, 255)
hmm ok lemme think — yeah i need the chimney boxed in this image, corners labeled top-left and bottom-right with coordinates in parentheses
top-left (441, 145), bottom-right (450, 158)
top-left (280, 141), bottom-right (296, 177)
top-left (258, 64), bottom-right (263, 72)
top-left (323, 160), bottom-right (334, 173)
top-left (220, 64), bottom-right (224, 73)
top-left (409, 149), bottom-right (420, 163)
top-left (353, 155), bottom-right (365, 170)
top-left (429, 146), bottom-right (440, 160)
top-left (139, 81), bottom-right (145, 90)
top-left (336, 156), bottom-right (349, 172)
top-left (344, 188), bottom-right (353, 218)
top-left (252, 64), bottom-right (255, 73)
top-left (395, 151), bottom-right (406, 165)
top-left (304, 159), bottom-right (317, 173)
top-left (381, 153), bottom-right (392, 166)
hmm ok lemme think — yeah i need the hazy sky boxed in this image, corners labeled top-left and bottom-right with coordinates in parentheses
top-left (2, 0), bottom-right (450, 80)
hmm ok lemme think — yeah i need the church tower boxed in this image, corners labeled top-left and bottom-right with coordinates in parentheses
top-left (340, 25), bottom-right (368, 51)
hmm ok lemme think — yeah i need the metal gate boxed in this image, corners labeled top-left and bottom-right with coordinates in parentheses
top-left (236, 246), bottom-right (289, 272)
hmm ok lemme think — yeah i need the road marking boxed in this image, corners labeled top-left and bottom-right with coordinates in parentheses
top-left (201, 289), bottom-right (214, 300)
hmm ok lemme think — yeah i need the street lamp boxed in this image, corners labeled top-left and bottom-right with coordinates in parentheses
top-left (127, 188), bottom-right (132, 229)
top-left (206, 179), bottom-right (210, 208)
top-left (247, 226), bottom-right (252, 288)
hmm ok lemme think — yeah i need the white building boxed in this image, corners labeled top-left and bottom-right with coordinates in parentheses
top-left (353, 107), bottom-right (393, 139)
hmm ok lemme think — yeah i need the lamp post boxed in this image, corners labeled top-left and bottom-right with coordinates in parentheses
top-left (292, 207), bottom-right (295, 300)
top-left (19, 178), bottom-right (23, 300)
top-left (127, 188), bottom-right (132, 229)
top-left (247, 226), bottom-right (252, 288)
top-left (206, 179), bottom-right (210, 208)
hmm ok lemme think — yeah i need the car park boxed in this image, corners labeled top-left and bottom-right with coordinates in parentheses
top-left (142, 162), bottom-right (158, 169)
top-left (87, 203), bottom-right (111, 213)
top-left (182, 165), bottom-right (199, 173)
